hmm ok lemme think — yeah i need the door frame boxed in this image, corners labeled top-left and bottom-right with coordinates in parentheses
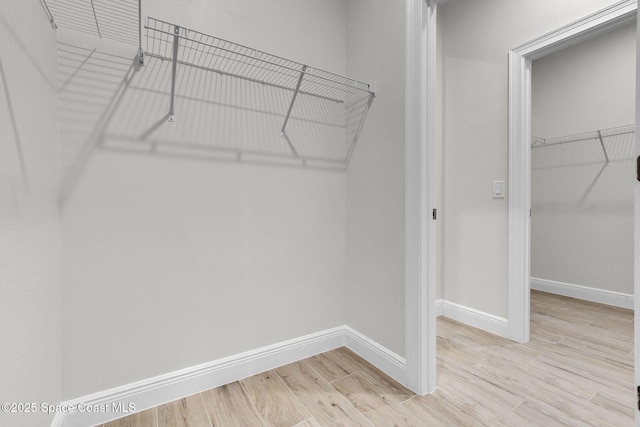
top-left (507, 0), bottom-right (637, 343)
top-left (405, 0), bottom-right (438, 395)
top-left (405, 0), bottom-right (638, 397)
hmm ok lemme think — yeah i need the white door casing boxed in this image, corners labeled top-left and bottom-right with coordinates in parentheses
top-left (635, 4), bottom-right (640, 426)
top-left (406, 0), bottom-right (638, 402)
top-left (405, 0), bottom-right (438, 395)
top-left (507, 0), bottom-right (637, 344)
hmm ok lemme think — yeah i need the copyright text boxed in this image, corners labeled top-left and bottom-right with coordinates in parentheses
top-left (1, 402), bottom-right (136, 414)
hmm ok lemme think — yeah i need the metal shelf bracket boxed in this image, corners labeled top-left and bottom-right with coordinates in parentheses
top-left (138, 0), bottom-right (144, 65)
top-left (280, 65), bottom-right (307, 155)
top-left (167, 25), bottom-right (180, 122)
top-left (597, 130), bottom-right (610, 165)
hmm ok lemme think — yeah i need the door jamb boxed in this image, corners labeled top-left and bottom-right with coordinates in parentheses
top-left (405, 0), bottom-right (438, 395)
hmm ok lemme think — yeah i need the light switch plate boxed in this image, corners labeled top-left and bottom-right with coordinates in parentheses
top-left (493, 181), bottom-right (505, 199)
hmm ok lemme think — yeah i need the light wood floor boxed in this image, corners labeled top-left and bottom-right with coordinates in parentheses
top-left (100, 291), bottom-right (634, 426)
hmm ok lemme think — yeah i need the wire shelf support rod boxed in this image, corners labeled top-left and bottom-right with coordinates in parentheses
top-left (280, 65), bottom-right (307, 155)
top-left (168, 25), bottom-right (180, 122)
top-left (596, 130), bottom-right (610, 165)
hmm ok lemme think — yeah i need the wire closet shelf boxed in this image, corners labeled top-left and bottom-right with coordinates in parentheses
top-left (143, 17), bottom-right (375, 115)
top-left (143, 17), bottom-right (375, 166)
top-left (39, 1), bottom-right (377, 167)
top-left (531, 124), bottom-right (635, 148)
top-left (531, 124), bottom-right (635, 165)
top-left (43, 0), bottom-right (140, 45)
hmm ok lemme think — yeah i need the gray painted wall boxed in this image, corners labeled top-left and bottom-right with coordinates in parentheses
top-left (345, 0), bottom-right (406, 357)
top-left (531, 22), bottom-right (636, 294)
top-left (0, 2), bottom-right (61, 426)
top-left (60, 0), bottom-right (349, 398)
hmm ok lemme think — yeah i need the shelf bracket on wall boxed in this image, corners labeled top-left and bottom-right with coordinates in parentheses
top-left (531, 135), bottom-right (545, 148)
top-left (138, 46), bottom-right (145, 66)
top-left (167, 25), bottom-right (180, 122)
top-left (280, 65), bottom-right (307, 156)
top-left (138, 0), bottom-right (144, 65)
top-left (596, 130), bottom-right (610, 165)
top-left (39, 0), bottom-right (57, 29)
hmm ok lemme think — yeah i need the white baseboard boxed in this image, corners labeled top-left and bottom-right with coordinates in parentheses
top-left (531, 277), bottom-right (634, 310)
top-left (54, 326), bottom-right (406, 427)
top-left (344, 326), bottom-right (406, 386)
top-left (435, 299), bottom-right (443, 317)
top-left (440, 300), bottom-right (509, 339)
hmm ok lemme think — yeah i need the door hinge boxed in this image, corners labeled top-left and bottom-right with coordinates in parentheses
top-left (637, 386), bottom-right (640, 411)
top-left (432, 209), bottom-right (437, 220)
top-left (637, 156), bottom-right (640, 182)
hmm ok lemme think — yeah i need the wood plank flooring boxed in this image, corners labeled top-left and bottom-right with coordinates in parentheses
top-left (100, 291), bottom-right (633, 426)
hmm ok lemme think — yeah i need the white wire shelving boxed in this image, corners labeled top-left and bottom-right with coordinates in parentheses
top-left (531, 124), bottom-right (636, 165)
top-left (44, 0), bottom-right (141, 47)
top-left (143, 17), bottom-right (375, 164)
top-left (39, 2), bottom-right (376, 167)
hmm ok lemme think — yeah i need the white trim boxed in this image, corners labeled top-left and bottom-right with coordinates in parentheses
top-left (635, 6), bottom-right (640, 427)
top-left (435, 299), bottom-right (443, 317)
top-left (56, 327), bottom-right (343, 427)
top-left (53, 326), bottom-right (406, 427)
top-left (344, 326), bottom-right (407, 386)
top-left (507, 46), bottom-right (532, 343)
top-left (531, 277), bottom-right (634, 310)
top-left (405, 0), bottom-right (438, 396)
top-left (441, 301), bottom-right (510, 339)
top-left (508, 0), bottom-right (638, 344)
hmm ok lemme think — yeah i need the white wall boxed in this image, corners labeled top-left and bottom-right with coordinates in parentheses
top-left (531, 22), bottom-right (636, 295)
top-left (345, 0), bottom-right (406, 357)
top-left (60, 0), bottom-right (349, 398)
top-left (439, 0), bottom-right (625, 318)
top-left (532, 23), bottom-right (636, 137)
top-left (0, 2), bottom-right (61, 426)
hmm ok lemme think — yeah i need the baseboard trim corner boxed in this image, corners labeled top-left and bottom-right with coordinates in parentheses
top-left (54, 325), bottom-right (407, 427)
top-left (56, 326), bottom-right (344, 427)
top-left (441, 300), bottom-right (509, 339)
top-left (344, 326), bottom-right (407, 386)
top-left (531, 277), bottom-right (634, 310)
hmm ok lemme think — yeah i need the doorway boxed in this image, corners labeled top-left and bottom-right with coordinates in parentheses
top-left (530, 19), bottom-right (635, 310)
top-left (507, 0), bottom-right (637, 343)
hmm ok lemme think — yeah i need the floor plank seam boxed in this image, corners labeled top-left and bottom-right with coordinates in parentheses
top-left (273, 369), bottom-right (313, 425)
top-left (587, 388), bottom-right (602, 403)
top-left (328, 371), bottom-right (357, 384)
top-left (399, 395), bottom-right (420, 407)
top-left (395, 393), bottom-right (417, 405)
top-left (509, 397), bottom-right (527, 413)
top-left (198, 393), bottom-right (214, 427)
